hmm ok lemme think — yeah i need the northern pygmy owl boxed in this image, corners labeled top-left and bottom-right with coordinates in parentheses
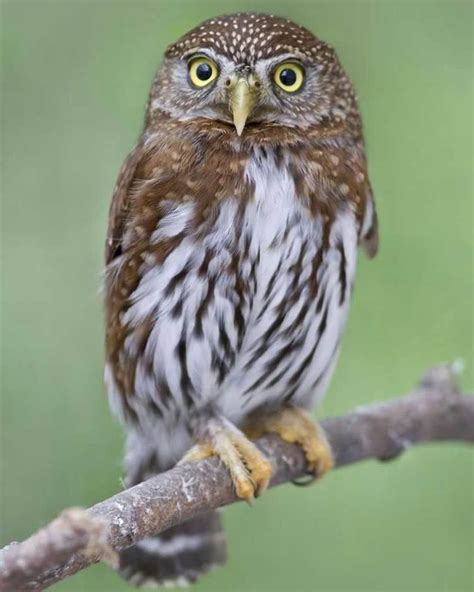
top-left (105, 12), bottom-right (378, 587)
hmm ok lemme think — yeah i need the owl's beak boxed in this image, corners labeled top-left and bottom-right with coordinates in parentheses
top-left (229, 76), bottom-right (258, 136)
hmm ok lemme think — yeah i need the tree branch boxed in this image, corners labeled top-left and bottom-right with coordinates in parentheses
top-left (1, 365), bottom-right (473, 591)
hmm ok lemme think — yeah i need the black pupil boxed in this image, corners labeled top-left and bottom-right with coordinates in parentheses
top-left (279, 68), bottom-right (297, 87)
top-left (196, 63), bottom-right (212, 81)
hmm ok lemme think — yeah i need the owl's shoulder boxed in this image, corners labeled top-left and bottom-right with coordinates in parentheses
top-left (294, 135), bottom-right (378, 257)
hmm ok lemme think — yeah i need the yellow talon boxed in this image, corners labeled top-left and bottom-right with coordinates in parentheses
top-left (179, 417), bottom-right (273, 502)
top-left (244, 407), bottom-right (333, 479)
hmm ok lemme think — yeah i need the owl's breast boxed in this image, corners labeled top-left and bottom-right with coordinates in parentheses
top-left (105, 149), bottom-right (359, 427)
top-left (216, 151), bottom-right (359, 420)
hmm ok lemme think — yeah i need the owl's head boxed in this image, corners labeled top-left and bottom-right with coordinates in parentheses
top-left (147, 13), bottom-right (360, 137)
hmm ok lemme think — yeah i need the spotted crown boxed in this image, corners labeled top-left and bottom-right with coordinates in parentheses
top-left (166, 13), bottom-right (332, 66)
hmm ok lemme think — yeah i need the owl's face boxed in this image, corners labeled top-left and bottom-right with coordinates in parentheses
top-left (147, 13), bottom-right (358, 137)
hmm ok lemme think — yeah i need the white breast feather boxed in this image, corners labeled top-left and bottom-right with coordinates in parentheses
top-left (106, 151), bottom-right (358, 441)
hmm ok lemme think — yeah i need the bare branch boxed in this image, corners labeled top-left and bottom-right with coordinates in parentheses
top-left (1, 365), bottom-right (472, 591)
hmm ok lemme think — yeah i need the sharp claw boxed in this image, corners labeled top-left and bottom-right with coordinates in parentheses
top-left (236, 480), bottom-right (256, 503)
top-left (245, 407), bottom-right (333, 482)
top-left (180, 417), bottom-right (272, 502)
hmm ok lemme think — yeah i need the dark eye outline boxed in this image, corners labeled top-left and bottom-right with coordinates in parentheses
top-left (273, 62), bottom-right (305, 93)
top-left (187, 56), bottom-right (219, 88)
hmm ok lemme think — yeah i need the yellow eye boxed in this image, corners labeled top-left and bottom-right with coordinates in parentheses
top-left (274, 63), bottom-right (304, 93)
top-left (188, 57), bottom-right (219, 88)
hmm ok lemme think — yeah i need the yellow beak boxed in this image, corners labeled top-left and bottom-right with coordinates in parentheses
top-left (229, 77), bottom-right (257, 136)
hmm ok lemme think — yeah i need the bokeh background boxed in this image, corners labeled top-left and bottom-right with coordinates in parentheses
top-left (1, 1), bottom-right (473, 590)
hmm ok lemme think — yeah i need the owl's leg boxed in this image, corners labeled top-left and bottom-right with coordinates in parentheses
top-left (179, 416), bottom-right (273, 502)
top-left (244, 407), bottom-right (333, 479)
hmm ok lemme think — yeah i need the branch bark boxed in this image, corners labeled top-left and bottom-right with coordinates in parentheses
top-left (1, 365), bottom-right (473, 591)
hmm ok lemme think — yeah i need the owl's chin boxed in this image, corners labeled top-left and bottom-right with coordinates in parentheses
top-left (182, 114), bottom-right (297, 136)
top-left (167, 111), bottom-right (313, 145)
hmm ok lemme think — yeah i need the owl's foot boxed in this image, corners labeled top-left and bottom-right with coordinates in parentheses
top-left (179, 417), bottom-right (273, 502)
top-left (244, 407), bottom-right (333, 480)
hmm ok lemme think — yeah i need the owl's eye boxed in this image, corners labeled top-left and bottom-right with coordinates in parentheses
top-left (188, 57), bottom-right (219, 88)
top-left (273, 63), bottom-right (305, 93)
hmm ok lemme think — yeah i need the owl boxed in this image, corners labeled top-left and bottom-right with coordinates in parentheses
top-left (104, 12), bottom-right (378, 587)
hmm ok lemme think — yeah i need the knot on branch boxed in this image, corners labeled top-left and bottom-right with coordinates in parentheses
top-left (0, 508), bottom-right (117, 592)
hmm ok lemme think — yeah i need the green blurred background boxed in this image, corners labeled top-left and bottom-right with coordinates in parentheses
top-left (1, 1), bottom-right (473, 590)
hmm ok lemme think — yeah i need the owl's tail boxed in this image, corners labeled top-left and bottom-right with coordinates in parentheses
top-left (118, 511), bottom-right (226, 587)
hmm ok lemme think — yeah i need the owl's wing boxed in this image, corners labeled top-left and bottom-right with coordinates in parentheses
top-left (105, 143), bottom-right (143, 264)
top-left (360, 189), bottom-right (379, 258)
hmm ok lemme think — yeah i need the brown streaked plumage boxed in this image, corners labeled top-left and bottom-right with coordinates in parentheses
top-left (104, 12), bottom-right (378, 587)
